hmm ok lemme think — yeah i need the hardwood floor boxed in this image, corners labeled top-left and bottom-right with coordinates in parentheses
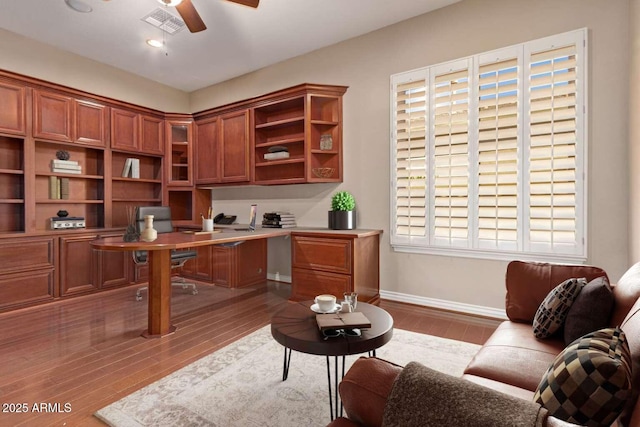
top-left (0, 281), bottom-right (499, 426)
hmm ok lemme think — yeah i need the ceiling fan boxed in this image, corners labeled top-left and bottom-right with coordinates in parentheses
top-left (158, 0), bottom-right (259, 33)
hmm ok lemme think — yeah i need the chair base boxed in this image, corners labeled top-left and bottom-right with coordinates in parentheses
top-left (135, 277), bottom-right (198, 301)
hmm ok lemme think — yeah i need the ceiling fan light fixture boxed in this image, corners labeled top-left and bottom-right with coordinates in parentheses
top-left (64, 0), bottom-right (93, 13)
top-left (158, 0), bottom-right (183, 6)
top-left (146, 39), bottom-right (164, 48)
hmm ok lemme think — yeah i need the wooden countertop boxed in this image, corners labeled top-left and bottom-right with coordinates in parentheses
top-left (91, 226), bottom-right (382, 251)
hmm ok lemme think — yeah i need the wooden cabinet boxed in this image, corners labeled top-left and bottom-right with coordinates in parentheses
top-left (195, 116), bottom-right (220, 184)
top-left (33, 90), bottom-right (108, 147)
top-left (290, 231), bottom-right (380, 303)
top-left (166, 187), bottom-right (210, 226)
top-left (59, 231), bottom-right (133, 297)
top-left (75, 100), bottom-right (108, 147)
top-left (220, 110), bottom-right (250, 183)
top-left (0, 79), bottom-right (26, 136)
top-left (59, 234), bottom-right (99, 296)
top-left (0, 237), bottom-right (56, 312)
top-left (252, 86), bottom-right (346, 185)
top-left (166, 119), bottom-right (193, 186)
top-left (111, 108), bottom-right (164, 155)
top-left (182, 238), bottom-right (267, 288)
top-left (195, 109), bottom-right (250, 185)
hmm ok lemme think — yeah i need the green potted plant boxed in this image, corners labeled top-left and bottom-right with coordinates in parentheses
top-left (329, 191), bottom-right (356, 230)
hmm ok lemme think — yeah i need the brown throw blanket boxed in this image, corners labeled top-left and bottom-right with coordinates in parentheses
top-left (381, 362), bottom-right (548, 427)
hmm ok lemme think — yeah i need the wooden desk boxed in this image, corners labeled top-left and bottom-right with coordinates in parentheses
top-left (91, 229), bottom-right (289, 337)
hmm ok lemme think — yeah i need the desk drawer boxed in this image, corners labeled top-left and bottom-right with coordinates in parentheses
top-left (292, 236), bottom-right (352, 274)
top-left (0, 237), bottom-right (55, 275)
top-left (291, 268), bottom-right (351, 301)
top-left (0, 269), bottom-right (55, 311)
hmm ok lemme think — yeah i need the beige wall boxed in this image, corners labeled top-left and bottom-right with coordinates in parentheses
top-left (631, 0), bottom-right (640, 264)
top-left (0, 0), bottom-right (631, 314)
top-left (196, 0), bottom-right (631, 313)
top-left (0, 28), bottom-right (190, 113)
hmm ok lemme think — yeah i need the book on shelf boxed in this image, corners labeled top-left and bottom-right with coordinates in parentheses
top-left (49, 176), bottom-right (58, 200)
top-left (263, 212), bottom-right (296, 220)
top-left (316, 312), bottom-right (371, 332)
top-left (121, 158), bottom-right (133, 177)
top-left (131, 158), bottom-right (140, 179)
top-left (262, 219), bottom-right (296, 225)
top-left (264, 151), bottom-right (290, 160)
top-left (52, 168), bottom-right (82, 175)
top-left (262, 223), bottom-right (297, 228)
top-left (51, 159), bottom-right (79, 167)
top-left (59, 178), bottom-right (70, 200)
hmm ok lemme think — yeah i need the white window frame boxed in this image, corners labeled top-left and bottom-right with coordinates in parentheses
top-left (390, 29), bottom-right (587, 263)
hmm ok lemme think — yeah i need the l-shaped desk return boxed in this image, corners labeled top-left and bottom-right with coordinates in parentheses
top-left (91, 227), bottom-right (382, 338)
top-left (91, 228), bottom-right (289, 338)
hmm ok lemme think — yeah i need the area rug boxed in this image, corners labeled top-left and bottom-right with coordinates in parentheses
top-left (95, 326), bottom-right (480, 427)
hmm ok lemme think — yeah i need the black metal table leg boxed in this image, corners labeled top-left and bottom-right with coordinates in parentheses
top-left (282, 347), bottom-right (292, 381)
top-left (326, 356), bottom-right (334, 420)
top-left (325, 355), bottom-right (347, 420)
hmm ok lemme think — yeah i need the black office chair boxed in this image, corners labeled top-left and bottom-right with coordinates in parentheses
top-left (133, 206), bottom-right (198, 301)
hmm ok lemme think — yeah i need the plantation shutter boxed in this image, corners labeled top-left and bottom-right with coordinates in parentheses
top-left (393, 74), bottom-right (428, 238)
top-left (476, 56), bottom-right (520, 250)
top-left (431, 63), bottom-right (470, 246)
top-left (526, 41), bottom-right (581, 254)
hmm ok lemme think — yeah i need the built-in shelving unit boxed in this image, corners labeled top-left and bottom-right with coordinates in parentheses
top-left (34, 140), bottom-right (105, 231)
top-left (0, 135), bottom-right (25, 233)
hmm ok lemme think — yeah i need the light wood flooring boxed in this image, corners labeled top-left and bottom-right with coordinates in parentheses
top-left (0, 281), bottom-right (499, 426)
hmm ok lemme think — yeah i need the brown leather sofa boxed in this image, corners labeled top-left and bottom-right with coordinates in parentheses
top-left (328, 262), bottom-right (640, 427)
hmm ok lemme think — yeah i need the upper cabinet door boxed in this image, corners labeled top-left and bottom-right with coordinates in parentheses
top-left (75, 100), bottom-right (108, 147)
top-left (140, 115), bottom-right (164, 155)
top-left (33, 90), bottom-right (73, 142)
top-left (220, 109), bottom-right (250, 183)
top-left (195, 116), bottom-right (220, 184)
top-left (166, 119), bottom-right (193, 186)
top-left (0, 80), bottom-right (26, 136)
top-left (110, 108), bottom-right (139, 152)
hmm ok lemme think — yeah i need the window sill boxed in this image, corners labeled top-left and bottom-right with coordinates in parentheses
top-left (391, 244), bottom-right (587, 264)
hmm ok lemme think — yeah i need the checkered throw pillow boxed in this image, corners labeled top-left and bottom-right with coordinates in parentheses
top-left (533, 327), bottom-right (633, 427)
top-left (532, 277), bottom-right (586, 339)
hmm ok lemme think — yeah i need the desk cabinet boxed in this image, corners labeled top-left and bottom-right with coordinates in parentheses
top-left (0, 236), bottom-right (56, 311)
top-left (181, 238), bottom-right (267, 288)
top-left (290, 231), bottom-right (380, 303)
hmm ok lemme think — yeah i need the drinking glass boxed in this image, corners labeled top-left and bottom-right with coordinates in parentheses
top-left (343, 292), bottom-right (358, 310)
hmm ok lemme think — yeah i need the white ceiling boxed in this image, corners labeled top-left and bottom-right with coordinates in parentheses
top-left (0, 0), bottom-right (459, 92)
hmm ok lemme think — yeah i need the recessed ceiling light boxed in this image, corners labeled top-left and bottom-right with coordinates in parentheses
top-left (146, 39), bottom-right (164, 48)
top-left (64, 0), bottom-right (93, 13)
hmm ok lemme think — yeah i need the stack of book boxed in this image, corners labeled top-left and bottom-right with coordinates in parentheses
top-left (264, 146), bottom-right (289, 160)
top-left (262, 212), bottom-right (297, 228)
top-left (51, 159), bottom-right (82, 174)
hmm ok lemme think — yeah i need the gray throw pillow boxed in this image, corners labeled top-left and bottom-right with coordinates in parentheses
top-left (533, 277), bottom-right (587, 339)
top-left (563, 276), bottom-right (613, 346)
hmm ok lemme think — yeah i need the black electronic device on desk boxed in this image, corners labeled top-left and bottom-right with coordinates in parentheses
top-left (214, 213), bottom-right (236, 225)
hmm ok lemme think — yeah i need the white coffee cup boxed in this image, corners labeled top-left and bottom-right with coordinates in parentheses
top-left (202, 218), bottom-right (214, 232)
top-left (315, 294), bottom-right (336, 312)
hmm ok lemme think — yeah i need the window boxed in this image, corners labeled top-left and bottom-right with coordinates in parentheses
top-left (390, 29), bottom-right (586, 262)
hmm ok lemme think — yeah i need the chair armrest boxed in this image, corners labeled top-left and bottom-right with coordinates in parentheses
top-left (338, 357), bottom-right (402, 427)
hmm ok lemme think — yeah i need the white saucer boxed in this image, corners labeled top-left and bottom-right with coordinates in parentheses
top-left (310, 303), bottom-right (341, 314)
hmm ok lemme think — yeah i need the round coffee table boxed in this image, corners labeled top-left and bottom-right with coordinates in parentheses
top-left (271, 301), bottom-right (393, 420)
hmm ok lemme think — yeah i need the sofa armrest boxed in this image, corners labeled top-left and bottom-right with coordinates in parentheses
top-left (505, 261), bottom-right (608, 323)
top-left (338, 357), bottom-right (402, 427)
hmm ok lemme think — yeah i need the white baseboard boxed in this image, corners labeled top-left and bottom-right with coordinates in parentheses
top-left (267, 272), bottom-right (292, 283)
top-left (379, 289), bottom-right (507, 321)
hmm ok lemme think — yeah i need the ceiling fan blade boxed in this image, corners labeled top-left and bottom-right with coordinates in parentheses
top-left (226, 0), bottom-right (259, 8)
top-left (176, 0), bottom-right (207, 33)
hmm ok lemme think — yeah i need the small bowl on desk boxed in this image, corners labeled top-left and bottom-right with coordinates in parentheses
top-left (312, 167), bottom-right (335, 178)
